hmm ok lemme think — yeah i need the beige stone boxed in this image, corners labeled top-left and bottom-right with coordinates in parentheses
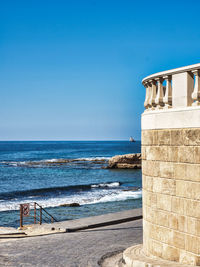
top-left (176, 180), bottom-right (200, 200)
top-left (184, 199), bottom-right (200, 218)
top-left (142, 175), bottom-right (153, 191)
top-left (171, 196), bottom-right (185, 215)
top-left (171, 129), bottom-right (184, 146)
top-left (178, 146), bottom-right (194, 163)
top-left (142, 130), bottom-right (154, 146)
top-left (151, 239), bottom-right (163, 258)
top-left (159, 162), bottom-right (174, 179)
top-left (157, 130), bottom-right (171, 145)
top-left (172, 230), bottom-right (185, 249)
top-left (162, 244), bottom-right (179, 261)
top-left (180, 250), bottom-right (200, 265)
top-left (174, 163), bottom-right (186, 180)
top-left (184, 128), bottom-right (200, 146)
top-left (157, 193), bottom-right (172, 212)
top-left (155, 210), bottom-right (169, 227)
top-left (153, 177), bottom-right (175, 195)
top-left (186, 217), bottom-right (196, 235)
top-left (194, 146), bottom-right (200, 164)
top-left (141, 146), bottom-right (146, 160)
top-left (185, 163), bottom-right (200, 182)
top-left (150, 224), bottom-right (173, 244)
top-left (185, 234), bottom-right (200, 254)
top-left (168, 146), bottom-right (179, 162)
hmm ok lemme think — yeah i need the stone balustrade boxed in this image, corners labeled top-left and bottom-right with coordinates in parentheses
top-left (143, 63), bottom-right (200, 110)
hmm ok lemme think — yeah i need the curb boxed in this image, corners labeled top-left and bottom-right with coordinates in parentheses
top-left (66, 215), bottom-right (143, 232)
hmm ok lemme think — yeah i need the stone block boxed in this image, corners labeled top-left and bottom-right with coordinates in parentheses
top-left (184, 128), bottom-right (200, 146)
top-left (194, 146), bottom-right (200, 164)
top-left (185, 164), bottom-right (200, 182)
top-left (152, 130), bottom-right (158, 146)
top-left (142, 130), bottom-right (154, 146)
top-left (196, 219), bottom-right (200, 236)
top-left (185, 234), bottom-right (200, 254)
top-left (153, 177), bottom-right (175, 195)
top-left (176, 180), bottom-right (200, 200)
top-left (174, 163), bottom-right (186, 180)
top-left (142, 175), bottom-right (153, 191)
top-left (171, 129), bottom-right (184, 146)
top-left (143, 190), bottom-right (157, 208)
top-left (146, 146), bottom-right (168, 162)
top-left (150, 224), bottom-right (173, 244)
top-left (157, 193), bottom-right (172, 212)
top-left (172, 230), bottom-right (185, 249)
top-left (155, 210), bottom-right (169, 227)
top-left (177, 215), bottom-right (186, 232)
top-left (180, 250), bottom-right (200, 265)
top-left (168, 213), bottom-right (178, 230)
top-left (178, 146), bottom-right (194, 163)
top-left (162, 244), bottom-right (179, 262)
top-left (186, 216), bottom-right (196, 235)
top-left (159, 162), bottom-right (174, 179)
top-left (157, 130), bottom-right (171, 145)
top-left (142, 160), bottom-right (160, 177)
top-left (168, 146), bottom-right (179, 162)
top-left (184, 199), bottom-right (200, 218)
top-left (151, 239), bottom-right (163, 258)
top-left (141, 146), bottom-right (146, 160)
top-left (171, 196), bottom-right (184, 215)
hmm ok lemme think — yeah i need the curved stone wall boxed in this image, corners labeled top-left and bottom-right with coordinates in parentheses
top-left (142, 128), bottom-right (200, 266)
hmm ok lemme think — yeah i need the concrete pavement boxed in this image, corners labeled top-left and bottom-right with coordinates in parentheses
top-left (0, 209), bottom-right (143, 267)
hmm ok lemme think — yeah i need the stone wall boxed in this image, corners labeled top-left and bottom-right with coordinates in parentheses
top-left (142, 128), bottom-right (200, 266)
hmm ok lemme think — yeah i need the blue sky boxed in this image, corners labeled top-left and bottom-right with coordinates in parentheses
top-left (1, 0), bottom-right (200, 140)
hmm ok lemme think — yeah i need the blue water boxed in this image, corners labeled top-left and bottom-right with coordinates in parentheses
top-left (0, 141), bottom-right (142, 227)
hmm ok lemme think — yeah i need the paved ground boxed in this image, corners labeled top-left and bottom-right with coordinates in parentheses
top-left (0, 219), bottom-right (143, 267)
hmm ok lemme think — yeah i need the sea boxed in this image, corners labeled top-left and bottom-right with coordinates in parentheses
top-left (0, 141), bottom-right (142, 228)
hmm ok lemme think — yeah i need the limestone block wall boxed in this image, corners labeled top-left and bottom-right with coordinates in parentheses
top-left (142, 128), bottom-right (200, 266)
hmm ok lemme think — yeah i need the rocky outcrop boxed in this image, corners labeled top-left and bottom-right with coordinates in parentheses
top-left (107, 153), bottom-right (141, 169)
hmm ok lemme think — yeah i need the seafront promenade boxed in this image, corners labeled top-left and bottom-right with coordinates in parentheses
top-left (0, 209), bottom-right (142, 266)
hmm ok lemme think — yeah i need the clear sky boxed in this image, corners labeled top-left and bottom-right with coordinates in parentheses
top-left (1, 0), bottom-right (200, 140)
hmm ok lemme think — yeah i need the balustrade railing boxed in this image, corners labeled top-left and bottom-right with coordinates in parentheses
top-left (142, 63), bottom-right (200, 111)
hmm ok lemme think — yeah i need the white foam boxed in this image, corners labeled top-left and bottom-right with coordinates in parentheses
top-left (0, 189), bottom-right (142, 212)
top-left (91, 182), bottom-right (120, 188)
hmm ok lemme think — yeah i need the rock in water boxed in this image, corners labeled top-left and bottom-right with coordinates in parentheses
top-left (107, 153), bottom-right (141, 169)
top-left (60, 203), bottom-right (80, 207)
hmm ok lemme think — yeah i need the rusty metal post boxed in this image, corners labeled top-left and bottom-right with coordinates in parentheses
top-left (20, 204), bottom-right (23, 229)
top-left (51, 217), bottom-right (54, 223)
top-left (34, 202), bottom-right (36, 224)
top-left (40, 207), bottom-right (42, 225)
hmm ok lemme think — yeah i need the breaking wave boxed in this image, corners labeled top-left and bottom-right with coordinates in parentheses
top-left (0, 189), bottom-right (142, 212)
top-left (0, 157), bottom-right (110, 168)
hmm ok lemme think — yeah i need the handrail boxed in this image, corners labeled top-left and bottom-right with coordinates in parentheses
top-left (142, 63), bottom-right (200, 84)
top-left (35, 202), bottom-right (58, 222)
top-left (19, 202), bottom-right (58, 229)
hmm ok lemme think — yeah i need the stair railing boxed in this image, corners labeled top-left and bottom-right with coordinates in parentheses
top-left (19, 202), bottom-right (58, 229)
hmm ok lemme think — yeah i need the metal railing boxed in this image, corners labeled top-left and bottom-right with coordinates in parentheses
top-left (19, 202), bottom-right (58, 228)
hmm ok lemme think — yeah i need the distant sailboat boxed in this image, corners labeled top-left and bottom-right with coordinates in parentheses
top-left (129, 136), bottom-right (135, 142)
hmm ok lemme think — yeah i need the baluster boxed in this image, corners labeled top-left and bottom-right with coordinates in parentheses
top-left (191, 70), bottom-right (200, 106)
top-left (163, 75), bottom-right (172, 108)
top-left (144, 82), bottom-right (150, 110)
top-left (155, 77), bottom-right (164, 109)
top-left (149, 79), bottom-right (157, 110)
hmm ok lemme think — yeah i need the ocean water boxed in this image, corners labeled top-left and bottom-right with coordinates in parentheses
top-left (0, 141), bottom-right (142, 227)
